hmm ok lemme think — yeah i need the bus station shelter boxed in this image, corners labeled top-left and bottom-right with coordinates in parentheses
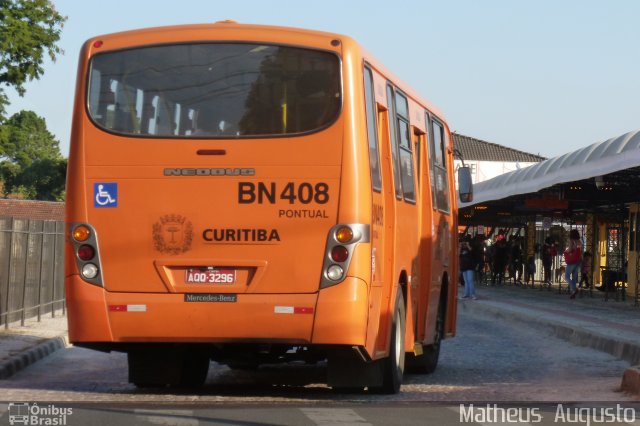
top-left (458, 129), bottom-right (640, 305)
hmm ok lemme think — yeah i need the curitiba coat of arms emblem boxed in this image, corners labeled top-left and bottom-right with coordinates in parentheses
top-left (152, 214), bottom-right (193, 255)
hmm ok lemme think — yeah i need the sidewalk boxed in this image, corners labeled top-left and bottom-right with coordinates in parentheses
top-left (0, 313), bottom-right (68, 379)
top-left (0, 286), bottom-right (639, 396)
top-left (460, 282), bottom-right (640, 395)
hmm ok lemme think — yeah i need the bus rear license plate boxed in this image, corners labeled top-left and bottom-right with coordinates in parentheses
top-left (185, 268), bottom-right (236, 284)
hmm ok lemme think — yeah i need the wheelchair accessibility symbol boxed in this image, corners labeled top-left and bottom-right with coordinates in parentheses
top-left (94, 183), bottom-right (118, 208)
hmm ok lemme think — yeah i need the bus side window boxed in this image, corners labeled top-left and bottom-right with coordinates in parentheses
top-left (386, 84), bottom-right (402, 200)
top-left (364, 66), bottom-right (382, 192)
top-left (395, 91), bottom-right (415, 203)
top-left (430, 118), bottom-right (450, 213)
top-left (412, 127), bottom-right (424, 188)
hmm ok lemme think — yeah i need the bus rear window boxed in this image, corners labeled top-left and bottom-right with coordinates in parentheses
top-left (87, 43), bottom-right (341, 137)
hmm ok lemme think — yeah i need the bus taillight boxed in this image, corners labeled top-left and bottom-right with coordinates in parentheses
top-left (82, 263), bottom-right (99, 279)
top-left (330, 246), bottom-right (349, 262)
top-left (73, 225), bottom-right (91, 242)
top-left (335, 226), bottom-right (353, 243)
top-left (78, 244), bottom-right (95, 261)
top-left (320, 224), bottom-right (370, 288)
top-left (70, 223), bottom-right (104, 287)
top-left (326, 264), bottom-right (344, 281)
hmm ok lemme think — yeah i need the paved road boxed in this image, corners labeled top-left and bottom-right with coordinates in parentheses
top-left (0, 305), bottom-right (634, 407)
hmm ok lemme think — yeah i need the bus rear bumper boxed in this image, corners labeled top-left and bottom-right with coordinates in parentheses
top-left (65, 276), bottom-right (368, 346)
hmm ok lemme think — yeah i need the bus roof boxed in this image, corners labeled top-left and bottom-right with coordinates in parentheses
top-left (359, 45), bottom-right (448, 124)
top-left (87, 20), bottom-right (349, 48)
top-left (86, 21), bottom-right (447, 124)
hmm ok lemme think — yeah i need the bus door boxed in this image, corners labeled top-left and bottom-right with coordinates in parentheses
top-left (414, 126), bottom-right (433, 342)
top-left (363, 67), bottom-right (394, 357)
top-left (425, 116), bottom-right (453, 342)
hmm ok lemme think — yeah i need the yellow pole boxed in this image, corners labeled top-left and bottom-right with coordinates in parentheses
top-left (281, 85), bottom-right (287, 132)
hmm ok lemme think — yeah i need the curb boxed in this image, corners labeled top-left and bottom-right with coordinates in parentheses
top-left (621, 365), bottom-right (640, 396)
top-left (461, 300), bottom-right (640, 364)
top-left (0, 335), bottom-right (68, 380)
top-left (461, 300), bottom-right (640, 396)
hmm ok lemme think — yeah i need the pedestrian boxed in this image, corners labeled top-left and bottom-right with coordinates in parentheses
top-left (541, 237), bottom-right (556, 288)
top-left (525, 255), bottom-right (536, 287)
top-left (509, 237), bottom-right (524, 285)
top-left (492, 231), bottom-right (508, 285)
top-left (564, 229), bottom-right (582, 299)
top-left (578, 251), bottom-right (592, 290)
top-left (471, 234), bottom-right (485, 285)
top-left (459, 235), bottom-right (477, 299)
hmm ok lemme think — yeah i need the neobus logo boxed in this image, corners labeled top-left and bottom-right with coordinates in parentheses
top-left (164, 168), bottom-right (256, 176)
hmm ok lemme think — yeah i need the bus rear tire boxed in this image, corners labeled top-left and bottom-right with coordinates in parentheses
top-left (371, 288), bottom-right (405, 394)
top-left (129, 345), bottom-right (210, 388)
top-left (177, 350), bottom-right (210, 388)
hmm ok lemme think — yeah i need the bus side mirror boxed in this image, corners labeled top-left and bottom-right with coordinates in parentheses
top-left (458, 166), bottom-right (473, 203)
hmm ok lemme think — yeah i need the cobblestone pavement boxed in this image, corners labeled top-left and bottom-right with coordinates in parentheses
top-left (0, 313), bottom-right (67, 379)
top-left (0, 283), bottom-right (639, 402)
top-left (0, 302), bottom-right (636, 403)
top-left (463, 283), bottom-right (640, 365)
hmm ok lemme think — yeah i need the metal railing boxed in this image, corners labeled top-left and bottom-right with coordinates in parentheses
top-left (0, 217), bottom-right (65, 328)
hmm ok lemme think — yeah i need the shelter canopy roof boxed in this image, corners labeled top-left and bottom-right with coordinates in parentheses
top-left (462, 129), bottom-right (640, 207)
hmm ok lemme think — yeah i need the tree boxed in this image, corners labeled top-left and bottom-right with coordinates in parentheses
top-left (0, 110), bottom-right (66, 200)
top-left (0, 0), bottom-right (66, 121)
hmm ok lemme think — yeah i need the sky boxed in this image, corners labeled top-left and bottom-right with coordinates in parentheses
top-left (5, 0), bottom-right (640, 159)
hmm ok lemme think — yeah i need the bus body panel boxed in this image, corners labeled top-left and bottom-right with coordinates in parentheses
top-left (81, 163), bottom-right (341, 295)
top-left (363, 62), bottom-right (458, 352)
top-left (311, 277), bottom-right (368, 345)
top-left (74, 27), bottom-right (346, 296)
top-left (67, 275), bottom-right (371, 345)
top-left (66, 276), bottom-right (113, 342)
top-left (105, 293), bottom-right (318, 343)
top-left (66, 22), bottom-right (463, 389)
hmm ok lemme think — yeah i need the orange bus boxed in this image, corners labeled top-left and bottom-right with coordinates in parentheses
top-left (65, 21), bottom-right (472, 393)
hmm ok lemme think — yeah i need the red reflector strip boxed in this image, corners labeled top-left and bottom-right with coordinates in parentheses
top-left (108, 304), bottom-right (147, 312)
top-left (127, 304), bottom-right (147, 312)
top-left (274, 306), bottom-right (314, 314)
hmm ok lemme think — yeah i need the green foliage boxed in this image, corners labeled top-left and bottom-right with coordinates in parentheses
top-left (0, 0), bottom-right (66, 121)
top-left (0, 1), bottom-right (67, 199)
top-left (0, 110), bottom-right (66, 200)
